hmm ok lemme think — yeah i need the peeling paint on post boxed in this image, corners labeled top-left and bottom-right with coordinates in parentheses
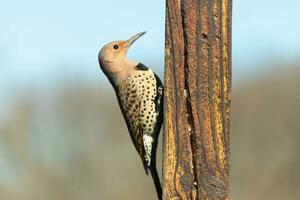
top-left (162, 0), bottom-right (232, 199)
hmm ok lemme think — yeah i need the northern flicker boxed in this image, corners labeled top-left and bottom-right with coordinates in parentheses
top-left (98, 32), bottom-right (163, 199)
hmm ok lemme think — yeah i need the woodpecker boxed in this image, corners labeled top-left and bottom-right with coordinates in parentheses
top-left (98, 32), bottom-right (163, 200)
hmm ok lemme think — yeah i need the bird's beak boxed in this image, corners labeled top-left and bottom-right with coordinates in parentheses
top-left (126, 31), bottom-right (146, 48)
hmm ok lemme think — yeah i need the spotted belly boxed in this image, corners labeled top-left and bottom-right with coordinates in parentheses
top-left (117, 69), bottom-right (159, 166)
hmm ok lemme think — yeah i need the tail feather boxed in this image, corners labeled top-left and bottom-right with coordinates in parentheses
top-left (149, 140), bottom-right (162, 200)
top-left (149, 166), bottom-right (162, 200)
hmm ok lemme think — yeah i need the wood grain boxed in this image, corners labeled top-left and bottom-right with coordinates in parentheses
top-left (163, 0), bottom-right (232, 199)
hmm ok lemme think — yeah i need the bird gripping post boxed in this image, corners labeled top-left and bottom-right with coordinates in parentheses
top-left (99, 32), bottom-right (164, 200)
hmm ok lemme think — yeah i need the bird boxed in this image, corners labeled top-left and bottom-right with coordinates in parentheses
top-left (98, 32), bottom-right (163, 200)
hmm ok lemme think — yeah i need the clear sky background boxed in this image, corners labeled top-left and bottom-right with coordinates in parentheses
top-left (1, 0), bottom-right (300, 89)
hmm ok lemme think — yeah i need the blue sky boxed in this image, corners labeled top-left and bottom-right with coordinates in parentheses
top-left (233, 0), bottom-right (300, 70)
top-left (0, 0), bottom-right (300, 88)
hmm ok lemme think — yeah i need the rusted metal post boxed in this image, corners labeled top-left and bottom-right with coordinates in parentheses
top-left (162, 0), bottom-right (232, 199)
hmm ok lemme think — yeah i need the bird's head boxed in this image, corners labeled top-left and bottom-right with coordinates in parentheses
top-left (98, 32), bottom-right (146, 75)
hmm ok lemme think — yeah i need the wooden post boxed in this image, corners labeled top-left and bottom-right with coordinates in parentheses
top-left (162, 0), bottom-right (232, 199)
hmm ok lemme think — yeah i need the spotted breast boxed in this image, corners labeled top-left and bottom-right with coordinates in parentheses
top-left (117, 63), bottom-right (163, 171)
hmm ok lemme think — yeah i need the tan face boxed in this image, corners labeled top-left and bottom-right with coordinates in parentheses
top-left (99, 32), bottom-right (146, 65)
top-left (99, 41), bottom-right (128, 64)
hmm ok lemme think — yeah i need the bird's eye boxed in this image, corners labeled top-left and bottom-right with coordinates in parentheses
top-left (113, 45), bottom-right (119, 49)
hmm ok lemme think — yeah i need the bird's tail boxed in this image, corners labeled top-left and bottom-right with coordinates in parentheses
top-left (149, 165), bottom-right (162, 200)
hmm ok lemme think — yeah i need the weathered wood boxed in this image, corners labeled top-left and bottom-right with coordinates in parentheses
top-left (162, 0), bottom-right (232, 199)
